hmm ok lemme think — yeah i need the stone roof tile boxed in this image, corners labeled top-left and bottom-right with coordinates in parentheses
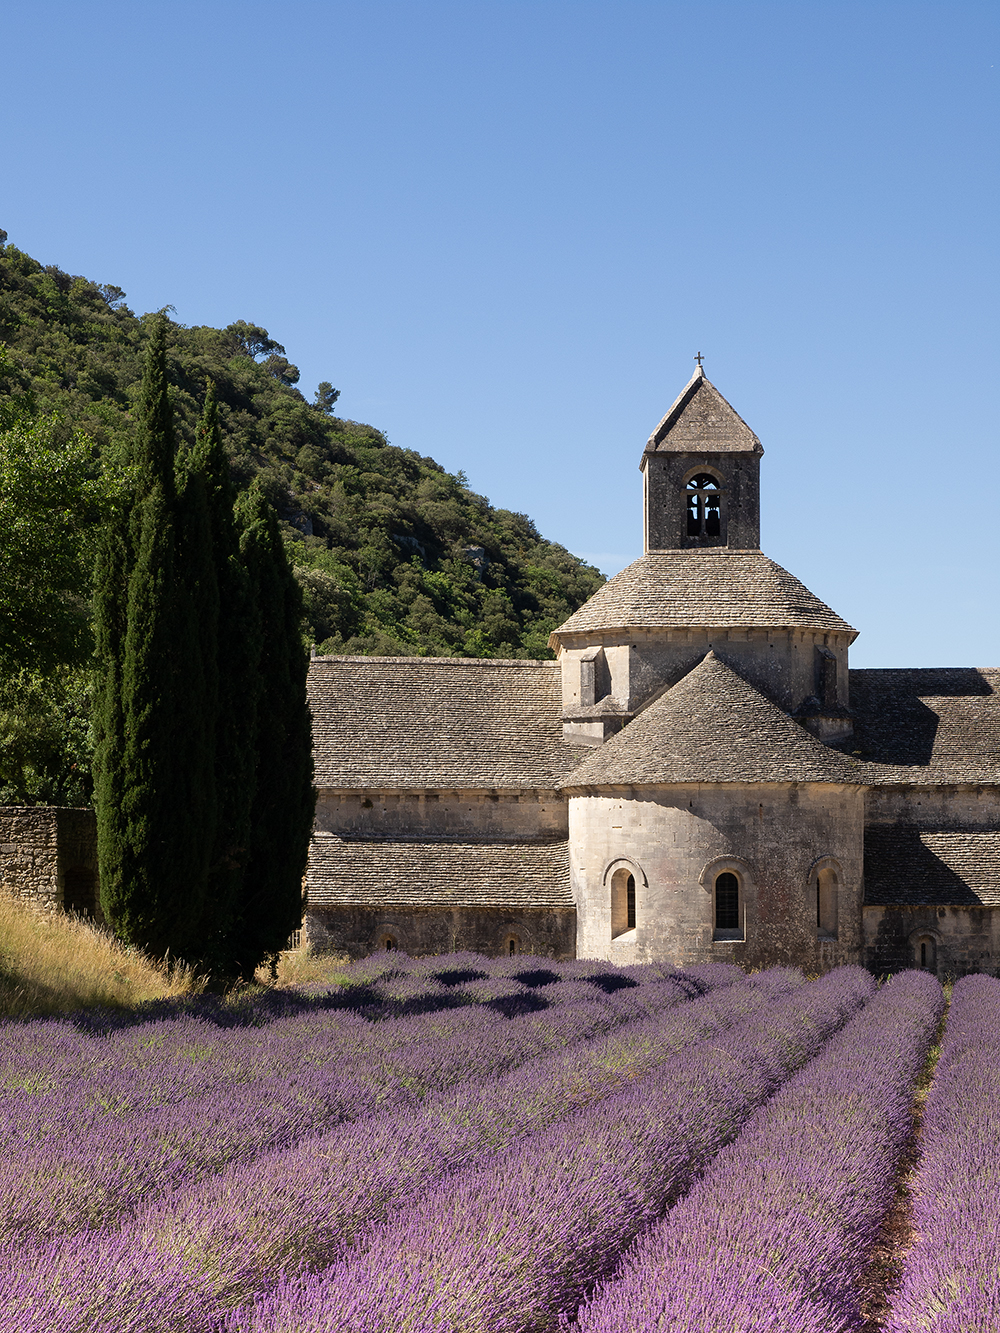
top-left (307, 835), bottom-right (572, 908)
top-left (645, 368), bottom-right (762, 455)
top-left (551, 550), bottom-right (857, 641)
top-left (564, 651), bottom-right (865, 788)
top-left (308, 655), bottom-right (582, 790)
top-left (864, 826), bottom-right (1000, 906)
top-left (850, 668), bottom-right (1000, 785)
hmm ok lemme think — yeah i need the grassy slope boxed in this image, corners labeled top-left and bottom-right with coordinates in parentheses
top-left (0, 892), bottom-right (198, 1018)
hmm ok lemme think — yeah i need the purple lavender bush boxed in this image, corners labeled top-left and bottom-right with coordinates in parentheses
top-left (885, 973), bottom-right (1000, 1333)
top-left (0, 968), bottom-right (778, 1333)
top-left (224, 967), bottom-right (873, 1333)
top-left (0, 964), bottom-right (710, 1242)
top-left (576, 968), bottom-right (943, 1333)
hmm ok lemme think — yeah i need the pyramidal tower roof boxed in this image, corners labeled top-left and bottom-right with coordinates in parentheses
top-left (644, 365), bottom-right (762, 456)
top-left (564, 652), bottom-right (865, 788)
top-left (552, 549), bottom-right (858, 641)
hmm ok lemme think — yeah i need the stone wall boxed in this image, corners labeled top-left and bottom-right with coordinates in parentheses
top-left (866, 784), bottom-right (1000, 829)
top-left (559, 627), bottom-right (852, 720)
top-left (305, 904), bottom-right (576, 960)
top-left (642, 449), bottom-right (761, 552)
top-left (0, 807), bottom-right (100, 917)
top-left (569, 780), bottom-right (865, 970)
top-left (864, 904), bottom-right (1000, 978)
top-left (314, 789), bottom-right (568, 841)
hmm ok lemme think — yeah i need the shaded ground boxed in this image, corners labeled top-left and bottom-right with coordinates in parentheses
top-left (858, 995), bottom-right (948, 1330)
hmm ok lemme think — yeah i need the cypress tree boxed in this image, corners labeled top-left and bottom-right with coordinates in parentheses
top-left (93, 317), bottom-right (217, 960)
top-left (230, 481), bottom-right (315, 978)
top-left (186, 384), bottom-right (262, 975)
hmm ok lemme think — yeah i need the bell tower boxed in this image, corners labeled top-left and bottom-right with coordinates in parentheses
top-left (641, 363), bottom-right (763, 551)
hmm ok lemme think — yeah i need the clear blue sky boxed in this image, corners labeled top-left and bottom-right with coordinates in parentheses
top-left (3, 2), bottom-right (997, 666)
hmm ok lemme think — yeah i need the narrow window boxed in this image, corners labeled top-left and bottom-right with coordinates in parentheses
top-left (508, 937), bottom-right (517, 956)
top-left (715, 872), bottom-right (739, 931)
top-left (611, 867), bottom-right (637, 938)
top-left (384, 935), bottom-right (396, 952)
top-left (815, 647), bottom-right (838, 709)
top-left (916, 935), bottom-right (937, 972)
top-left (686, 474), bottom-right (723, 540)
top-left (816, 868), bottom-right (838, 938)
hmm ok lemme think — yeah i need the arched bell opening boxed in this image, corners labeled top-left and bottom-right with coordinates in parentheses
top-left (685, 471), bottom-right (724, 542)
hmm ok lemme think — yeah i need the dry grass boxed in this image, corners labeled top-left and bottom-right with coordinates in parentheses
top-left (256, 947), bottom-right (353, 989)
top-left (0, 891), bottom-right (201, 1019)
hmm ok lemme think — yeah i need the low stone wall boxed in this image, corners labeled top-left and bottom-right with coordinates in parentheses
top-left (0, 807), bottom-right (100, 919)
top-left (305, 904), bottom-right (577, 960)
top-left (864, 903), bottom-right (1000, 978)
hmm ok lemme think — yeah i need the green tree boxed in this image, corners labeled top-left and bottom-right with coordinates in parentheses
top-left (0, 668), bottom-right (93, 806)
top-left (313, 381), bottom-right (340, 415)
top-left (0, 410), bottom-right (106, 677)
top-left (92, 318), bottom-right (217, 962)
top-left (186, 384), bottom-right (262, 974)
top-left (230, 482), bottom-right (315, 978)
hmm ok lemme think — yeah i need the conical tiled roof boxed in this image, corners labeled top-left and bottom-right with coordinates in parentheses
top-left (644, 366), bottom-right (761, 455)
top-left (564, 652), bottom-right (866, 787)
top-left (552, 549), bottom-right (857, 641)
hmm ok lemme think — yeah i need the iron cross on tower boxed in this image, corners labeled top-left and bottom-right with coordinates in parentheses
top-left (694, 352), bottom-right (704, 367)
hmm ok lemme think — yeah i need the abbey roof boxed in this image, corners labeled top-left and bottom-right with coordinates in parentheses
top-left (308, 834), bottom-right (572, 909)
top-left (864, 826), bottom-right (1000, 906)
top-left (850, 668), bottom-right (1000, 785)
top-left (308, 655), bottom-right (582, 790)
top-left (551, 549), bottom-right (858, 641)
top-left (644, 366), bottom-right (762, 455)
top-left (564, 652), bottom-right (865, 788)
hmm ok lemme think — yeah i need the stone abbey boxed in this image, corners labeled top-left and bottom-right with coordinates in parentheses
top-left (5, 367), bottom-right (1000, 977)
top-left (305, 366), bottom-right (1000, 976)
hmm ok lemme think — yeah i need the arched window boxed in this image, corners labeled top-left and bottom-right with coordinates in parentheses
top-left (611, 867), bottom-right (637, 938)
top-left (916, 934), bottom-right (937, 972)
top-left (714, 871), bottom-right (741, 938)
top-left (686, 473), bottom-right (722, 539)
top-left (507, 936), bottom-right (518, 957)
top-left (383, 935), bottom-right (397, 952)
top-left (816, 868), bottom-right (838, 939)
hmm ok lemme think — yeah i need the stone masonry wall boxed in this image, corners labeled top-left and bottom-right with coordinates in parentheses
top-left (864, 903), bottom-right (1000, 978)
top-left (866, 785), bottom-right (1000, 829)
top-left (306, 905), bottom-right (576, 960)
top-left (561, 628), bottom-right (852, 719)
top-left (0, 807), bottom-right (99, 916)
top-left (314, 790), bottom-right (568, 841)
top-left (0, 807), bottom-right (60, 909)
top-left (570, 781), bottom-right (864, 970)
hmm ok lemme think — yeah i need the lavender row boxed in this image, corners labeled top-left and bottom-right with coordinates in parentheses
top-left (578, 968), bottom-right (943, 1333)
top-left (885, 974), bottom-right (1000, 1333)
top-left (227, 966), bottom-right (874, 1333)
top-left (0, 977), bottom-right (709, 1242)
top-left (0, 955), bottom-right (729, 1117)
top-left (0, 958), bottom-right (729, 1176)
top-left (0, 970), bottom-right (788, 1332)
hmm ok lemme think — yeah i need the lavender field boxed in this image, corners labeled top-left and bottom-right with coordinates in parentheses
top-left (1, 953), bottom-right (996, 1332)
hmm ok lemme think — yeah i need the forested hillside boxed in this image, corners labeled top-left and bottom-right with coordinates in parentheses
top-left (0, 232), bottom-right (603, 661)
